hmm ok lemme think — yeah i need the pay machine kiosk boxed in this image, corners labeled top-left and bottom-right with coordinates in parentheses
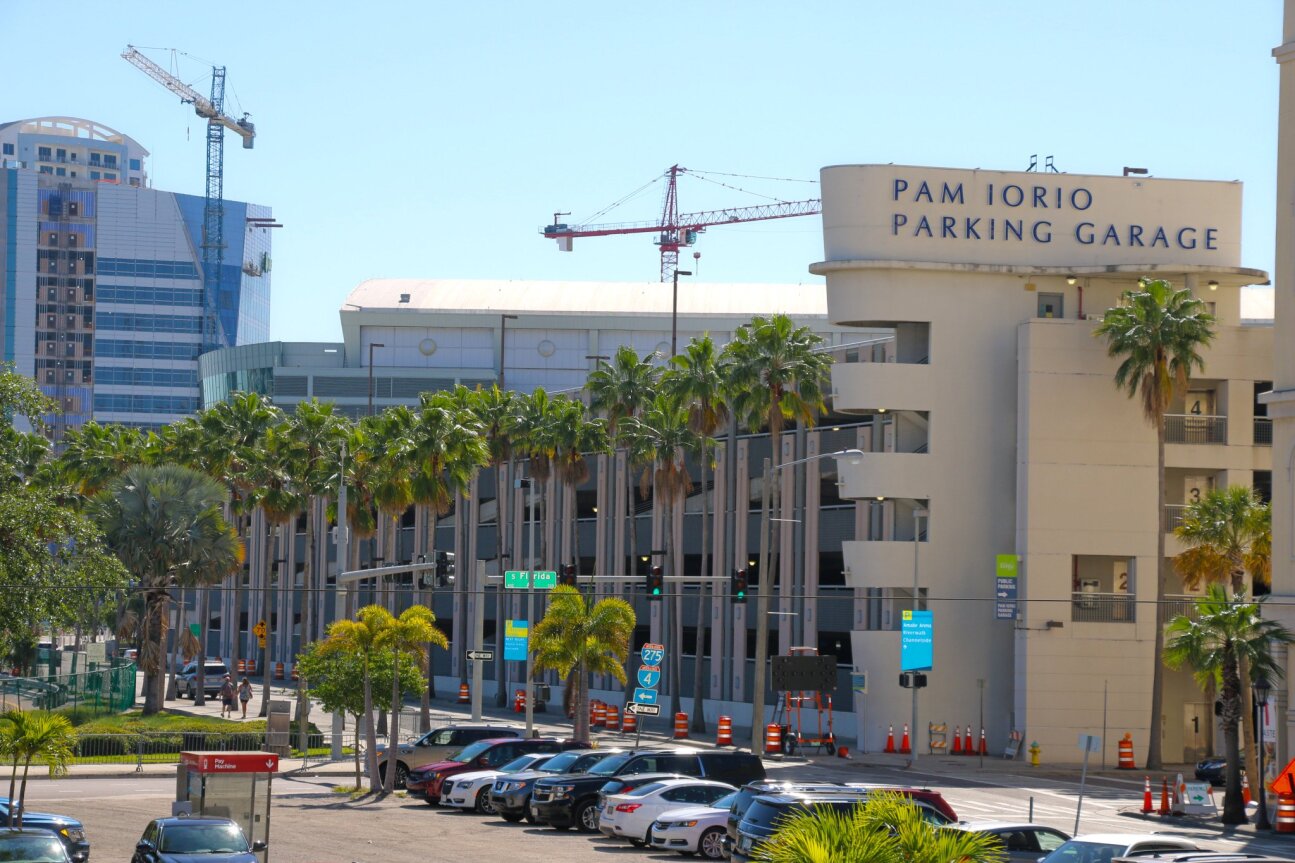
top-left (176, 752), bottom-right (278, 859)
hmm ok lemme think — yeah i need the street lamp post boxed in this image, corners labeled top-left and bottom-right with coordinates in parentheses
top-left (750, 448), bottom-right (864, 754)
top-left (909, 506), bottom-right (928, 768)
top-left (670, 269), bottom-right (692, 357)
top-left (500, 314), bottom-right (518, 391)
top-left (1255, 675), bottom-right (1273, 830)
top-left (367, 342), bottom-right (385, 416)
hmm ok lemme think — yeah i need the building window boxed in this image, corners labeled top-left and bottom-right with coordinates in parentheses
top-left (44, 371), bottom-right (54, 384)
top-left (1, 144), bottom-right (12, 155)
top-left (1038, 293), bottom-right (1063, 319)
top-left (37, 148), bottom-right (50, 161)
top-left (39, 166), bottom-right (52, 175)
top-left (129, 158), bottom-right (141, 171)
top-left (47, 233), bottom-right (58, 246)
top-left (55, 149), bottom-right (65, 161)
top-left (67, 234), bottom-right (77, 249)
top-left (54, 168), bottom-right (65, 177)
top-left (89, 171), bottom-right (99, 181)
top-left (1071, 555), bottom-right (1135, 623)
top-left (67, 202), bottom-right (77, 217)
top-left (103, 173), bottom-right (115, 182)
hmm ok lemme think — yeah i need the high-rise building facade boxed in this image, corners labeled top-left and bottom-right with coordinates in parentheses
top-left (0, 116), bottom-right (271, 434)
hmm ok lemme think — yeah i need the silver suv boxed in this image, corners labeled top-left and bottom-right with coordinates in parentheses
top-left (375, 723), bottom-right (522, 788)
top-left (177, 661), bottom-right (229, 699)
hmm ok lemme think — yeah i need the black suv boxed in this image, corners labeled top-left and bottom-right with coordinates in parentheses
top-left (726, 781), bottom-right (959, 847)
top-left (532, 748), bottom-right (766, 833)
top-left (0, 797), bottom-right (89, 862)
top-left (490, 748), bottom-right (622, 822)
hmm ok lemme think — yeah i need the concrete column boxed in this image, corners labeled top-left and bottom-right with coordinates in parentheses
top-left (804, 434), bottom-right (822, 655)
top-left (709, 441), bottom-right (728, 701)
top-left (732, 440), bottom-right (751, 702)
top-left (778, 434), bottom-right (795, 656)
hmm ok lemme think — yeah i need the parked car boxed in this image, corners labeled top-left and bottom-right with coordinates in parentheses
top-left (440, 752), bottom-right (556, 813)
top-left (599, 778), bottom-right (736, 846)
top-left (532, 748), bottom-right (766, 833)
top-left (1194, 755), bottom-right (1243, 787)
top-left (1114, 855), bottom-right (1295, 863)
top-left (1040, 834), bottom-right (1201, 863)
top-left (731, 791), bottom-right (954, 863)
top-left (414, 737), bottom-right (577, 803)
top-left (0, 797), bottom-right (89, 862)
top-left (596, 771), bottom-right (688, 808)
top-left (130, 817), bottom-right (265, 863)
top-left (374, 722), bottom-right (521, 788)
top-left (0, 829), bottom-right (72, 862)
top-left (950, 821), bottom-right (1071, 863)
top-left (176, 661), bottom-right (229, 700)
top-left (490, 748), bottom-right (623, 823)
top-left (649, 788), bottom-right (738, 860)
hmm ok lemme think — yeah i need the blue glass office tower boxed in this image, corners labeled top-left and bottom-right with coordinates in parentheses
top-left (0, 117), bottom-right (271, 436)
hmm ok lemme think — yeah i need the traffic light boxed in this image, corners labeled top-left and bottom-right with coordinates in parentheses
top-left (434, 551), bottom-right (455, 588)
top-left (560, 564), bottom-right (577, 587)
top-left (647, 565), bottom-right (664, 600)
top-left (731, 569), bottom-right (748, 604)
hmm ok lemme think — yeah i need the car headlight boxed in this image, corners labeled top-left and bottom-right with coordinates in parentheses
top-left (497, 781), bottom-right (523, 792)
top-left (59, 827), bottom-right (85, 842)
top-left (551, 784), bottom-right (574, 794)
top-left (678, 820), bottom-right (698, 828)
top-left (457, 780), bottom-right (473, 789)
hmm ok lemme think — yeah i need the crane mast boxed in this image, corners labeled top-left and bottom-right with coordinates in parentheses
top-left (542, 165), bottom-right (821, 281)
top-left (121, 45), bottom-right (256, 351)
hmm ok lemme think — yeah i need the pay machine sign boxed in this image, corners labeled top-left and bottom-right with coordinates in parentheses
top-left (640, 643), bottom-right (666, 667)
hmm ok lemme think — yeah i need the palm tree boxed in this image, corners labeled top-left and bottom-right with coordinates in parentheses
top-left (1095, 278), bottom-right (1216, 770)
top-left (377, 604), bottom-right (448, 793)
top-left (0, 711), bottom-right (75, 827)
top-left (1174, 485), bottom-right (1271, 787)
top-left (55, 422), bottom-right (144, 498)
top-left (550, 398), bottom-right (608, 572)
top-left (89, 464), bottom-right (241, 714)
top-left (532, 586), bottom-right (635, 744)
top-left (1165, 586), bottom-right (1293, 824)
top-left (664, 335), bottom-right (730, 733)
top-left (753, 790), bottom-right (1002, 863)
top-left (366, 406), bottom-right (416, 609)
top-left (623, 395), bottom-right (699, 717)
top-left (318, 605), bottom-right (389, 791)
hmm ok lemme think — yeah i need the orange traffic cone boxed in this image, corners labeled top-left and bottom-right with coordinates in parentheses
top-left (1243, 772), bottom-right (1252, 805)
top-left (1141, 776), bottom-right (1154, 814)
top-left (899, 724), bottom-right (911, 755)
top-left (951, 726), bottom-right (963, 755)
top-left (963, 725), bottom-right (974, 755)
top-left (978, 727), bottom-right (988, 756)
top-left (1159, 778), bottom-right (1171, 816)
top-left (884, 725), bottom-right (896, 753)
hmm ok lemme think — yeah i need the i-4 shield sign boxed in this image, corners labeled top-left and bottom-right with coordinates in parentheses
top-left (632, 687), bottom-right (659, 705)
top-left (637, 667), bottom-right (661, 689)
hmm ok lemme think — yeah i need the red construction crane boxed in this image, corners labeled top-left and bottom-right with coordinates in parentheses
top-left (541, 165), bottom-right (821, 281)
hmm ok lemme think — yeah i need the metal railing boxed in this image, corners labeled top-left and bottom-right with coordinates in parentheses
top-left (1164, 504), bottom-right (1189, 532)
top-left (1255, 417), bottom-right (1273, 446)
top-left (1162, 594), bottom-right (1201, 621)
top-left (1165, 414), bottom-right (1227, 445)
top-left (1071, 592), bottom-right (1136, 623)
top-left (0, 662), bottom-right (137, 717)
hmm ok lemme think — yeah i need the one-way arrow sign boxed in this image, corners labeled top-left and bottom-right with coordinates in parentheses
top-left (466, 650), bottom-right (495, 662)
top-left (623, 702), bottom-right (661, 717)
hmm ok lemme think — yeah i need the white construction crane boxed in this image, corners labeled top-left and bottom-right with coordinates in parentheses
top-left (121, 46), bottom-right (255, 147)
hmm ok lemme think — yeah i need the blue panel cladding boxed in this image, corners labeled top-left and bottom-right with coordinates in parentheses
top-left (175, 192), bottom-right (253, 347)
top-left (4, 169), bottom-right (15, 363)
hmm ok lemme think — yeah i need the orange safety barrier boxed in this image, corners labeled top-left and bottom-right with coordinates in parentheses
top-left (951, 725), bottom-right (963, 755)
top-left (621, 708), bottom-right (637, 734)
top-left (592, 701), bottom-right (607, 728)
top-left (962, 725), bottom-right (972, 755)
top-left (978, 727), bottom-right (988, 756)
top-left (1159, 778), bottom-right (1171, 816)
top-left (274, 662), bottom-right (284, 680)
top-left (514, 688), bottom-right (526, 713)
top-left (605, 704), bottom-right (620, 731)
top-left (457, 682), bottom-right (470, 704)
top-left (716, 716), bottom-right (733, 746)
top-left (673, 712), bottom-right (689, 739)
top-left (1277, 794), bottom-right (1295, 833)
top-left (765, 723), bottom-right (783, 755)
top-left (1117, 733), bottom-right (1135, 769)
top-left (899, 724), bottom-right (911, 755)
top-left (290, 665), bottom-right (299, 681)
top-left (1141, 776), bottom-right (1154, 814)
top-left (1242, 772), bottom-right (1252, 805)
top-left (884, 725), bottom-right (896, 754)
top-left (236, 659), bottom-right (246, 674)
top-left (246, 658), bottom-right (257, 674)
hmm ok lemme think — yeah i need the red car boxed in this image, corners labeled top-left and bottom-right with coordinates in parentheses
top-left (413, 737), bottom-right (576, 804)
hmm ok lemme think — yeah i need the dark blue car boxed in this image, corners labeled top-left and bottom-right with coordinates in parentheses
top-left (0, 797), bottom-right (89, 861)
top-left (132, 817), bottom-right (266, 863)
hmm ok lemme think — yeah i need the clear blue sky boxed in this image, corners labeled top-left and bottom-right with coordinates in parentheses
top-left (2, 1), bottom-right (1282, 342)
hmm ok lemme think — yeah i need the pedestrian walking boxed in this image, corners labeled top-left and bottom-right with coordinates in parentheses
top-left (238, 677), bottom-right (253, 720)
top-left (218, 674), bottom-right (235, 718)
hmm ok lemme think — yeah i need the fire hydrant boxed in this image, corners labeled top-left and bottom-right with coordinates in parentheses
top-left (1028, 741), bottom-right (1040, 767)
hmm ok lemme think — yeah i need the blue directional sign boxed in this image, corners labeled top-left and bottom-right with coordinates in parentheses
top-left (632, 687), bottom-right (660, 705)
top-left (900, 610), bottom-right (934, 672)
top-left (637, 667), bottom-right (661, 689)
top-left (640, 643), bottom-right (665, 667)
top-left (995, 576), bottom-right (1019, 620)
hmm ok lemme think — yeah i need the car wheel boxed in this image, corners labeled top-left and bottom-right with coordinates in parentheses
top-left (475, 787), bottom-right (496, 814)
top-left (501, 812), bottom-right (524, 823)
top-left (394, 763), bottom-right (409, 790)
top-left (698, 826), bottom-right (726, 860)
top-left (574, 800), bottom-right (599, 833)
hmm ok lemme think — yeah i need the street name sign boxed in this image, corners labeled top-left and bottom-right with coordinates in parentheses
top-left (532, 571), bottom-right (557, 590)
top-left (624, 702), bottom-right (661, 716)
top-left (466, 650), bottom-right (494, 662)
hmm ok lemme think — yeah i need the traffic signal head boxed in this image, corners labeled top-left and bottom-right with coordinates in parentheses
top-left (561, 564), bottom-right (577, 587)
top-left (648, 565), bottom-right (664, 599)
top-left (732, 569), bottom-right (748, 603)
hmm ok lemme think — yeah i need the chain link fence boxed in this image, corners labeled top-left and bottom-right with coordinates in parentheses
top-left (0, 661), bottom-right (137, 717)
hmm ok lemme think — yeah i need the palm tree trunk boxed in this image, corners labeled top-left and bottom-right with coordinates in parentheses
top-left (575, 660), bottom-right (589, 744)
top-left (7, 762), bottom-right (17, 827)
top-left (385, 652), bottom-right (401, 794)
top-left (353, 714), bottom-right (362, 788)
top-left (691, 448), bottom-right (710, 733)
top-left (16, 759), bottom-right (31, 827)
top-left (494, 460), bottom-right (510, 709)
top-left (1221, 652), bottom-right (1246, 824)
top-left (143, 589), bottom-right (165, 715)
top-left (259, 526), bottom-right (279, 718)
top-left (667, 493), bottom-right (683, 718)
top-left (195, 587), bottom-right (208, 707)
top-left (422, 509), bottom-right (439, 727)
top-left (297, 497), bottom-right (317, 759)
top-left (363, 663), bottom-right (379, 791)
top-left (1146, 415), bottom-right (1167, 770)
top-left (166, 588), bottom-right (186, 700)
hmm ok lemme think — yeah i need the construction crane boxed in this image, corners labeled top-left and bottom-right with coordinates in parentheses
top-left (541, 165), bottom-right (821, 281)
top-left (121, 45), bottom-right (255, 350)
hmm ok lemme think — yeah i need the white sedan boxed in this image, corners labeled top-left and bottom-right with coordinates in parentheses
top-left (441, 753), bottom-right (557, 813)
top-left (599, 778), bottom-right (736, 847)
top-left (649, 789), bottom-right (737, 860)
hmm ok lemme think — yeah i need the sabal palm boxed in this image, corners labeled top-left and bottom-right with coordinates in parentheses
top-left (1096, 277), bottom-right (1215, 770)
top-left (665, 335), bottom-right (730, 733)
top-left (1, 710), bottom-right (75, 827)
top-left (89, 464), bottom-right (240, 715)
top-left (376, 604), bottom-right (448, 793)
top-left (753, 790), bottom-right (1003, 863)
top-left (319, 605), bottom-right (388, 790)
top-left (532, 586), bottom-right (635, 744)
top-left (56, 422), bottom-right (144, 497)
top-left (1165, 586), bottom-right (1293, 824)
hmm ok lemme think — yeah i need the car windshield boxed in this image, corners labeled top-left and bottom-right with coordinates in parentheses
top-left (160, 823), bottom-right (250, 854)
top-left (1041, 840), bottom-right (1125, 863)
top-left (501, 755), bottom-right (540, 773)
top-left (626, 782), bottom-right (667, 797)
top-left (448, 740), bottom-right (493, 763)
top-left (590, 753), bottom-right (633, 776)
top-left (0, 833), bottom-right (67, 862)
top-left (741, 800), bottom-right (794, 830)
top-left (539, 751), bottom-right (580, 773)
top-left (713, 791), bottom-right (738, 810)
